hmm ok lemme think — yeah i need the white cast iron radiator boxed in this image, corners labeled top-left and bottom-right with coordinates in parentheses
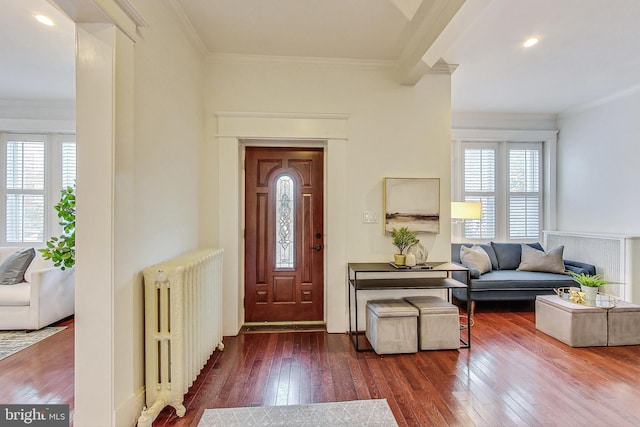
top-left (137, 248), bottom-right (224, 427)
top-left (544, 231), bottom-right (640, 303)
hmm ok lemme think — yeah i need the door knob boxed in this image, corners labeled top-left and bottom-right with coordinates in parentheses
top-left (314, 245), bottom-right (322, 251)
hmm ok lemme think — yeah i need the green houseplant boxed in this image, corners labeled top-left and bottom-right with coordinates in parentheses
top-left (390, 226), bottom-right (418, 266)
top-left (569, 272), bottom-right (607, 301)
top-left (39, 186), bottom-right (75, 270)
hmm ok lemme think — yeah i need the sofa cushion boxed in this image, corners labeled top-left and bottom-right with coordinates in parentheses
top-left (563, 260), bottom-right (596, 276)
top-left (24, 250), bottom-right (53, 283)
top-left (460, 245), bottom-right (492, 277)
top-left (491, 242), bottom-right (543, 270)
top-left (470, 270), bottom-right (575, 290)
top-left (0, 248), bottom-right (35, 285)
top-left (518, 244), bottom-right (566, 274)
top-left (452, 243), bottom-right (498, 270)
top-left (0, 282), bottom-right (31, 305)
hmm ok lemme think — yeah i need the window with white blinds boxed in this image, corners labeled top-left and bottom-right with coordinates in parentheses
top-left (463, 147), bottom-right (496, 239)
top-left (2, 134), bottom-right (76, 245)
top-left (62, 141), bottom-right (76, 188)
top-left (460, 142), bottom-right (543, 242)
top-left (508, 148), bottom-right (541, 239)
top-left (5, 139), bottom-right (46, 243)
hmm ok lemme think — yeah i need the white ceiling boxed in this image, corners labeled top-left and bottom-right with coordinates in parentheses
top-left (444, 0), bottom-right (640, 113)
top-left (0, 0), bottom-right (75, 101)
top-left (177, 0), bottom-right (413, 60)
top-left (3, 0), bottom-right (640, 114)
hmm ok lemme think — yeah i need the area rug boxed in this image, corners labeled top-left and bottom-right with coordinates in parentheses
top-left (197, 399), bottom-right (398, 426)
top-left (0, 327), bottom-right (66, 361)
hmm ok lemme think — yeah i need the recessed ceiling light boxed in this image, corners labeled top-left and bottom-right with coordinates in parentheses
top-left (35, 15), bottom-right (55, 26)
top-left (523, 37), bottom-right (539, 48)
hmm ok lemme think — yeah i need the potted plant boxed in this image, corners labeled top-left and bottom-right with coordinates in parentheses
top-left (569, 272), bottom-right (607, 301)
top-left (39, 186), bottom-right (75, 270)
top-left (390, 226), bottom-right (418, 266)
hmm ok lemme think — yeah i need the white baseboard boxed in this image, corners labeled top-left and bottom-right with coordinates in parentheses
top-left (115, 387), bottom-right (146, 427)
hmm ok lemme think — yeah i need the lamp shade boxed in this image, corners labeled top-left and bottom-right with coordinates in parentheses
top-left (451, 202), bottom-right (482, 220)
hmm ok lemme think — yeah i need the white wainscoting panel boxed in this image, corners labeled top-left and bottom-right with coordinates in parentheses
top-left (544, 231), bottom-right (640, 303)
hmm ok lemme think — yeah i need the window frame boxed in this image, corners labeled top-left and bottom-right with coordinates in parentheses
top-left (451, 128), bottom-right (557, 244)
top-left (1, 132), bottom-right (76, 247)
top-left (507, 142), bottom-right (543, 240)
top-left (4, 135), bottom-right (47, 244)
top-left (461, 141), bottom-right (500, 240)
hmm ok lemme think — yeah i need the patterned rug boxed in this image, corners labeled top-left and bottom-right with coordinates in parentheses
top-left (197, 399), bottom-right (398, 426)
top-left (0, 327), bottom-right (66, 361)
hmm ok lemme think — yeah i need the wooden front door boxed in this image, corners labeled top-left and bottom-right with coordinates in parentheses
top-left (244, 147), bottom-right (324, 322)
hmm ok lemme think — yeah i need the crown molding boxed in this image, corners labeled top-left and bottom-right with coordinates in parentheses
top-left (0, 119), bottom-right (75, 134)
top-left (0, 99), bottom-right (76, 133)
top-left (215, 111), bottom-right (350, 120)
top-left (167, 0), bottom-right (208, 57)
top-left (0, 99), bottom-right (75, 119)
top-left (560, 83), bottom-right (640, 118)
top-left (0, 99), bottom-right (75, 109)
top-left (452, 111), bottom-right (558, 131)
top-left (425, 60), bottom-right (458, 75)
top-left (113, 0), bottom-right (148, 29)
top-left (207, 52), bottom-right (395, 69)
top-left (451, 128), bottom-right (558, 143)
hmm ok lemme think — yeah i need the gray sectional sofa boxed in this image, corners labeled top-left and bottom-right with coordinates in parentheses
top-left (450, 242), bottom-right (596, 315)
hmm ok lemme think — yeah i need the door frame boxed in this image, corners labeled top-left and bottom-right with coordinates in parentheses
top-left (216, 112), bottom-right (349, 336)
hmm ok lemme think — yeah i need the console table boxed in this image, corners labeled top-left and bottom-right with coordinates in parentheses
top-left (347, 262), bottom-right (471, 351)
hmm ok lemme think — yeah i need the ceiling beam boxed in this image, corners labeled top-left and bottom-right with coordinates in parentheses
top-left (396, 0), bottom-right (491, 85)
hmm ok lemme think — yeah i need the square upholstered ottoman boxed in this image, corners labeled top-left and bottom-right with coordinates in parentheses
top-left (366, 299), bottom-right (418, 354)
top-left (405, 296), bottom-right (460, 350)
top-left (535, 294), bottom-right (608, 347)
top-left (607, 301), bottom-right (640, 346)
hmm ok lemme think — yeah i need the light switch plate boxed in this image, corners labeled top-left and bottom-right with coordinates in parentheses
top-left (363, 211), bottom-right (379, 223)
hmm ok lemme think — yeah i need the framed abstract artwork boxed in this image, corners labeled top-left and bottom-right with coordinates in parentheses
top-left (383, 177), bottom-right (440, 234)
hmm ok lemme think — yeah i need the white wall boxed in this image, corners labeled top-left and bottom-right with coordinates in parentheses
top-left (132, 1), bottom-right (204, 262)
top-left (557, 89), bottom-right (640, 234)
top-left (0, 100), bottom-right (75, 133)
top-left (202, 56), bottom-right (453, 334)
top-left (126, 0), bottom-right (205, 423)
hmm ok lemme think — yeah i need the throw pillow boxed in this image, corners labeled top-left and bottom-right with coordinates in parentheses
top-left (477, 243), bottom-right (499, 270)
top-left (0, 248), bottom-right (36, 285)
top-left (491, 242), bottom-right (544, 270)
top-left (517, 244), bottom-right (566, 274)
top-left (452, 243), bottom-right (499, 270)
top-left (460, 245), bottom-right (492, 275)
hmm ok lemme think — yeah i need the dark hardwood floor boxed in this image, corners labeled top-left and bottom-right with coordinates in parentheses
top-left (156, 302), bottom-right (640, 426)
top-left (3, 303), bottom-right (640, 426)
top-left (0, 317), bottom-right (74, 420)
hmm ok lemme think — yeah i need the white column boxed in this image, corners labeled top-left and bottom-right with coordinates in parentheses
top-left (325, 140), bottom-right (348, 333)
top-left (218, 137), bottom-right (242, 335)
top-left (75, 23), bottom-right (116, 425)
top-left (75, 23), bottom-right (136, 426)
top-left (112, 27), bottom-right (138, 426)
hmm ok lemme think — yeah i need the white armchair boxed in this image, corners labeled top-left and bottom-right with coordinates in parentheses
top-left (0, 247), bottom-right (74, 330)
